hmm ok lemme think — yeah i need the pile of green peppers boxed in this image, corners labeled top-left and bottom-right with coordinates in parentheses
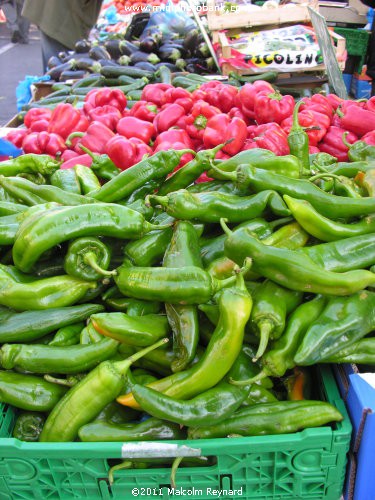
top-left (5, 145), bottom-right (374, 451)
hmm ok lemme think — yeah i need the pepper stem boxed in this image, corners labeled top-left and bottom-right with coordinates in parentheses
top-left (44, 375), bottom-right (77, 387)
top-left (229, 369), bottom-right (268, 386)
top-left (170, 457), bottom-right (183, 489)
top-left (83, 252), bottom-right (117, 277)
top-left (65, 131), bottom-right (85, 147)
top-left (291, 100), bottom-right (305, 132)
top-left (113, 337), bottom-right (169, 374)
top-left (213, 257), bottom-right (252, 293)
top-left (108, 461), bottom-right (133, 485)
top-left (341, 131), bottom-right (351, 149)
top-left (209, 164), bottom-right (236, 181)
top-left (220, 218), bottom-right (232, 236)
top-left (145, 194), bottom-right (168, 208)
top-left (253, 320), bottom-right (274, 362)
top-left (309, 172), bottom-right (342, 182)
top-left (78, 144), bottom-right (98, 160)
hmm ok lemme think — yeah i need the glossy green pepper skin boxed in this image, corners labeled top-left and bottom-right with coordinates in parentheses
top-left (0, 371), bottom-right (67, 411)
top-left (64, 237), bottom-right (114, 281)
top-left (50, 169), bottom-right (81, 194)
top-left (187, 400), bottom-right (343, 439)
top-left (223, 223), bottom-right (375, 296)
top-left (13, 204), bottom-right (169, 273)
top-left (91, 313), bottom-right (170, 347)
top-left (323, 338), bottom-right (375, 364)
top-left (12, 412), bottom-right (46, 442)
top-left (74, 164), bottom-right (101, 194)
top-left (0, 303), bottom-right (104, 343)
top-left (294, 291), bottom-right (375, 365)
top-left (148, 189), bottom-right (290, 224)
top-left (49, 322), bottom-right (84, 347)
top-left (0, 338), bottom-right (119, 374)
top-left (287, 100), bottom-right (309, 175)
top-left (284, 195), bottom-right (375, 242)
top-left (0, 154), bottom-right (60, 176)
top-left (78, 417), bottom-right (186, 442)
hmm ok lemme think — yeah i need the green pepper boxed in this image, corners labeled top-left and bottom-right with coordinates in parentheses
top-left (117, 269), bottom-right (252, 409)
top-left (248, 279), bottom-right (303, 361)
top-left (148, 189), bottom-right (290, 223)
top-left (104, 295), bottom-right (162, 316)
top-left (163, 220), bottom-right (202, 372)
top-left (129, 376), bottom-right (248, 427)
top-left (354, 168), bottom-right (375, 197)
top-left (329, 161), bottom-right (375, 178)
top-left (222, 220), bottom-right (375, 296)
top-left (0, 269), bottom-right (98, 310)
top-left (0, 154), bottom-right (60, 176)
top-left (323, 338), bottom-right (375, 364)
top-left (0, 337), bottom-right (119, 374)
top-left (118, 343), bottom-right (176, 377)
top-left (78, 416), bottom-right (186, 442)
top-left (287, 100), bottom-right (309, 176)
top-left (0, 175), bottom-right (97, 206)
top-left (214, 165), bottom-right (375, 219)
top-left (284, 195), bottom-right (375, 242)
top-left (187, 400), bottom-right (343, 439)
top-left (342, 133), bottom-right (375, 162)
top-left (64, 237), bottom-right (114, 280)
top-left (49, 168), bottom-right (81, 194)
top-left (90, 150), bottom-right (194, 203)
top-left (49, 322), bottom-right (84, 347)
top-left (13, 204), bottom-right (171, 273)
top-left (310, 152), bottom-right (338, 170)
top-left (91, 313), bottom-right (170, 347)
top-left (294, 291), bottom-right (375, 365)
top-left (0, 200), bottom-right (28, 216)
top-left (74, 164), bottom-right (101, 194)
top-left (0, 370), bottom-right (67, 411)
top-left (95, 400), bottom-right (139, 425)
top-left (187, 179), bottom-right (237, 194)
top-left (78, 146), bottom-right (121, 181)
top-left (0, 303), bottom-right (104, 343)
top-left (209, 148), bottom-right (301, 179)
top-left (301, 233), bottom-right (375, 272)
top-left (12, 412), bottom-right (46, 442)
top-left (39, 338), bottom-right (168, 442)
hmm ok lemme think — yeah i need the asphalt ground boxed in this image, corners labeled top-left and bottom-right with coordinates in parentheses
top-left (0, 20), bottom-right (43, 126)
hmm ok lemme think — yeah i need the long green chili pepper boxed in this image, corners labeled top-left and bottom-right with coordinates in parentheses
top-left (187, 400), bottom-right (343, 439)
top-left (49, 322), bottom-right (84, 347)
top-left (13, 204), bottom-right (172, 273)
top-left (104, 296), bottom-right (162, 316)
top-left (222, 220), bottom-right (375, 296)
top-left (213, 165), bottom-right (375, 219)
top-left (148, 189), bottom-right (290, 223)
top-left (248, 279), bottom-right (303, 361)
top-left (77, 145), bottom-right (121, 181)
top-left (50, 168), bottom-right (81, 194)
top-left (0, 337), bottom-right (119, 374)
top-left (287, 100), bottom-right (310, 176)
top-left (117, 267), bottom-right (252, 409)
top-left (0, 303), bottom-right (104, 343)
top-left (323, 338), bottom-right (375, 364)
top-left (294, 291), bottom-right (375, 365)
top-left (91, 312), bottom-right (170, 347)
top-left (0, 175), bottom-right (97, 206)
top-left (74, 164), bottom-right (101, 194)
top-left (90, 150), bottom-right (195, 203)
top-left (0, 371), bottom-right (67, 411)
top-left (231, 295), bottom-right (327, 386)
top-left (0, 201), bottom-right (28, 216)
top-left (163, 220), bottom-right (202, 372)
top-left (39, 337), bottom-right (168, 442)
top-left (12, 412), bottom-right (46, 441)
top-left (0, 154), bottom-right (60, 176)
top-left (64, 237), bottom-right (114, 280)
top-left (78, 416), bottom-right (186, 442)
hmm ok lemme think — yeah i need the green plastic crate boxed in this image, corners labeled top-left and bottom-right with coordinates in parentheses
top-left (0, 365), bottom-right (351, 500)
top-left (334, 28), bottom-right (370, 72)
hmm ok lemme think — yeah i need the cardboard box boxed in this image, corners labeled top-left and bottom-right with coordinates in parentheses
top-left (334, 364), bottom-right (375, 500)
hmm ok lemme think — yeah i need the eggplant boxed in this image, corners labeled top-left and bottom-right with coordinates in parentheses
top-left (196, 42), bottom-right (210, 59)
top-left (139, 36), bottom-right (160, 54)
top-left (57, 51), bottom-right (71, 62)
top-left (119, 40), bottom-right (140, 56)
top-left (134, 61), bottom-right (157, 72)
top-left (74, 39), bottom-right (91, 53)
top-left (183, 29), bottom-right (200, 54)
top-left (46, 60), bottom-right (76, 81)
top-left (89, 45), bottom-right (112, 61)
top-left (160, 43), bottom-right (187, 58)
top-left (104, 40), bottom-right (123, 59)
top-left (117, 55), bottom-right (131, 66)
top-left (74, 57), bottom-right (102, 73)
top-left (59, 70), bottom-right (87, 82)
top-left (97, 59), bottom-right (118, 67)
top-left (130, 51), bottom-right (160, 65)
top-left (157, 45), bottom-right (181, 62)
top-left (47, 55), bottom-right (63, 69)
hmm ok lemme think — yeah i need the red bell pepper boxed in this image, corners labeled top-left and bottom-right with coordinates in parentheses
top-left (254, 91), bottom-right (294, 125)
top-left (361, 130), bottom-right (375, 146)
top-left (281, 109), bottom-right (328, 146)
top-left (129, 101), bottom-right (159, 122)
top-left (117, 116), bottom-right (155, 144)
top-left (326, 94), bottom-right (345, 110)
top-left (67, 121), bottom-right (115, 155)
top-left (337, 104), bottom-right (375, 138)
top-left (248, 123), bottom-right (290, 155)
top-left (61, 153), bottom-right (93, 170)
top-left (47, 103), bottom-right (83, 139)
top-left (22, 131), bottom-right (67, 157)
top-left (309, 145), bottom-right (321, 154)
top-left (106, 135), bottom-right (138, 170)
top-left (88, 105), bottom-right (122, 131)
top-left (318, 125), bottom-right (358, 161)
top-left (153, 129), bottom-right (194, 151)
top-left (164, 87), bottom-right (193, 113)
top-left (84, 87), bottom-right (127, 115)
top-left (128, 137), bottom-right (153, 163)
top-left (237, 81), bottom-right (274, 120)
top-left (300, 94), bottom-right (334, 120)
top-left (24, 108), bottom-right (52, 129)
top-left (200, 82), bottom-right (238, 114)
top-left (365, 96), bottom-right (375, 113)
top-left (153, 103), bottom-right (186, 134)
top-left (184, 100), bottom-right (220, 142)
top-left (141, 83), bottom-right (173, 107)
top-left (5, 129), bottom-right (28, 149)
top-left (203, 114), bottom-right (247, 156)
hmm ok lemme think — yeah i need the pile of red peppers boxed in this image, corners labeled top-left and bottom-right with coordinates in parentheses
top-left (7, 80), bottom-right (375, 176)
